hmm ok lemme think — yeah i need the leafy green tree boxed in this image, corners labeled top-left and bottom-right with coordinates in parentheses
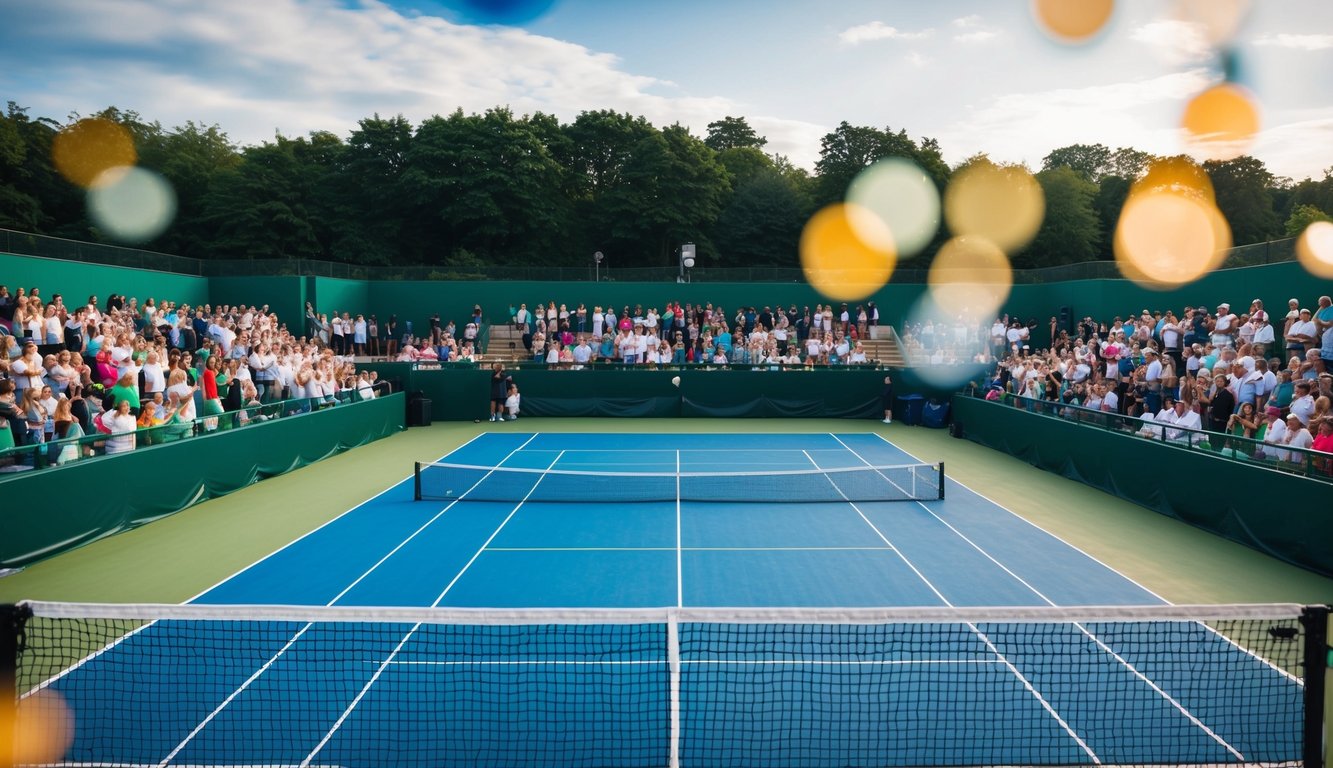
top-left (1092, 175), bottom-right (1131, 259)
top-left (1285, 204), bottom-right (1331, 237)
top-left (704, 116), bottom-right (766, 151)
top-left (603, 124), bottom-right (729, 265)
top-left (813, 122), bottom-right (919, 207)
top-left (400, 108), bottom-right (570, 264)
top-left (1106, 147), bottom-right (1152, 180)
top-left (137, 121), bottom-right (240, 254)
top-left (715, 146), bottom-right (773, 188)
top-left (1041, 143), bottom-right (1111, 183)
top-left (1287, 172), bottom-right (1333, 223)
top-left (0, 104), bottom-right (43, 231)
top-left (1023, 166), bottom-right (1101, 267)
top-left (1204, 156), bottom-right (1281, 245)
top-left (198, 135), bottom-right (330, 260)
top-left (713, 167), bottom-right (806, 267)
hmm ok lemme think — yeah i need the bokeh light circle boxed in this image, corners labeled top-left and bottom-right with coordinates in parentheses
top-left (458, 0), bottom-right (557, 25)
top-left (1175, 0), bottom-right (1251, 45)
top-left (1, 689), bottom-right (75, 765)
top-left (88, 166), bottom-right (178, 244)
top-left (902, 295), bottom-right (998, 389)
top-left (943, 162), bottom-right (1045, 255)
top-left (1031, 0), bottom-right (1115, 43)
top-left (1134, 156), bottom-right (1216, 201)
top-left (1114, 189), bottom-right (1231, 289)
top-left (927, 235), bottom-right (1013, 318)
top-left (799, 203), bottom-right (897, 302)
top-left (52, 117), bottom-right (137, 189)
top-left (1296, 220), bottom-right (1333, 279)
top-left (1182, 83), bottom-right (1260, 161)
top-left (846, 158), bottom-right (941, 259)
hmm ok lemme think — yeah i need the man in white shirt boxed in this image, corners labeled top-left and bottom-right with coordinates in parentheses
top-left (1288, 381), bottom-right (1316, 426)
top-left (1212, 303), bottom-right (1237, 348)
top-left (572, 336), bottom-right (592, 369)
top-left (1143, 348), bottom-right (1163, 412)
top-left (1257, 406), bottom-right (1286, 455)
top-left (1285, 309), bottom-right (1318, 355)
top-left (1164, 399), bottom-right (1202, 442)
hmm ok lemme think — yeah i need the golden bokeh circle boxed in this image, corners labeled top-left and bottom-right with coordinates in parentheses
top-left (800, 203), bottom-right (897, 302)
top-left (1296, 220), bottom-right (1333, 279)
top-left (51, 117), bottom-right (138, 189)
top-left (927, 235), bottom-right (1013, 318)
top-left (1115, 190), bottom-right (1231, 289)
top-left (1031, 0), bottom-right (1115, 43)
top-left (1182, 83), bottom-right (1260, 161)
top-left (1, 688), bottom-right (75, 765)
top-left (943, 162), bottom-right (1045, 255)
top-left (1133, 156), bottom-right (1216, 201)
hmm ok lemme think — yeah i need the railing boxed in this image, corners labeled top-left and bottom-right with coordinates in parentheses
top-left (0, 383), bottom-right (392, 475)
top-left (974, 389), bottom-right (1333, 482)
top-left (0, 229), bottom-right (1298, 283)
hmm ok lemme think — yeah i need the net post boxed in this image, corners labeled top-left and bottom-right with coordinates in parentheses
top-left (413, 462), bottom-right (422, 501)
top-left (2, 603), bottom-right (30, 768)
top-left (1301, 604), bottom-right (1330, 768)
top-left (937, 462), bottom-right (945, 500)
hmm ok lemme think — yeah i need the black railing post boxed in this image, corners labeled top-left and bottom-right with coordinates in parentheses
top-left (1301, 605), bottom-right (1329, 768)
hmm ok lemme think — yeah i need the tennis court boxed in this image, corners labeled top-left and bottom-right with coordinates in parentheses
top-left (15, 432), bottom-right (1315, 767)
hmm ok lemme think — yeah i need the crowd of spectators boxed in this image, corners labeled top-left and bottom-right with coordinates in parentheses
top-left (974, 295), bottom-right (1333, 469)
top-left (493, 300), bottom-right (884, 368)
top-left (0, 285), bottom-right (380, 466)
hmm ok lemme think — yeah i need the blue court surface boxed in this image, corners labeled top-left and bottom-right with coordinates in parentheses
top-left (38, 433), bottom-right (1304, 767)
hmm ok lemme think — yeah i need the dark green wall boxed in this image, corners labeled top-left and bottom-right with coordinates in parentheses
top-left (207, 275), bottom-right (305, 332)
top-left (0, 251), bottom-right (208, 310)
top-left (0, 394), bottom-right (405, 568)
top-left (312, 276), bottom-right (370, 322)
top-left (953, 395), bottom-right (1333, 578)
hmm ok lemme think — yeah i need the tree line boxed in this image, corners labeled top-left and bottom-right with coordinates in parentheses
top-left (1, 101), bottom-right (1330, 271)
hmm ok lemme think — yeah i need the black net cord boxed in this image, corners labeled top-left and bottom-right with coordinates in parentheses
top-left (1, 603), bottom-right (28, 768)
top-left (938, 461), bottom-right (945, 501)
top-left (1301, 605), bottom-right (1330, 768)
top-left (414, 461), bottom-right (423, 501)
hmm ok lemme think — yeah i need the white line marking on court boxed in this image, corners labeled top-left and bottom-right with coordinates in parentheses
top-left (841, 433), bottom-right (1247, 761)
top-left (157, 433), bottom-right (539, 768)
top-left (866, 432), bottom-right (1303, 686)
top-left (676, 448), bottom-right (683, 609)
top-left (371, 658), bottom-right (1005, 667)
top-left (24, 431), bottom-right (497, 699)
top-left (299, 449), bottom-right (564, 768)
top-left (806, 443), bottom-right (1101, 765)
top-left (484, 546), bottom-right (894, 552)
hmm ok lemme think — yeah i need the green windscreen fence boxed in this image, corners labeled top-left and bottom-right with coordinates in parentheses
top-left (951, 394), bottom-right (1333, 579)
top-left (0, 393), bottom-right (405, 568)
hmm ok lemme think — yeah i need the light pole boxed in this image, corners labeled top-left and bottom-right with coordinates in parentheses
top-left (679, 243), bottom-right (696, 283)
top-left (594, 250), bottom-right (604, 282)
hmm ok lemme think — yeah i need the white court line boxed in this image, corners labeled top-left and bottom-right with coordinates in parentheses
top-left (676, 448), bottom-right (683, 609)
top-left (299, 450), bottom-right (565, 768)
top-left (802, 447), bottom-right (1100, 764)
top-left (484, 546), bottom-right (893, 552)
top-left (157, 433), bottom-right (541, 768)
top-left (838, 433), bottom-right (1247, 762)
top-left (866, 431), bottom-right (1303, 685)
top-left (26, 431), bottom-right (495, 698)
top-left (372, 658), bottom-right (1006, 667)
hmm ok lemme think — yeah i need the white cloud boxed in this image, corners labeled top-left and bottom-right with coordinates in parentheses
top-left (1129, 20), bottom-right (1213, 66)
top-left (937, 71), bottom-right (1213, 171)
top-left (952, 15), bottom-right (983, 28)
top-left (954, 31), bottom-right (997, 44)
top-left (905, 51), bottom-right (931, 69)
top-left (8, 0), bottom-right (830, 168)
top-left (1252, 33), bottom-right (1333, 51)
top-left (838, 21), bottom-right (934, 46)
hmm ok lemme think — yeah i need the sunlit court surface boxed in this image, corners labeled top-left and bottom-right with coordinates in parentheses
top-left (15, 433), bottom-right (1311, 768)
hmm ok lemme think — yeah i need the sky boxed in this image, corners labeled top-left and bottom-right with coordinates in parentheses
top-left (1, 0), bottom-right (1331, 181)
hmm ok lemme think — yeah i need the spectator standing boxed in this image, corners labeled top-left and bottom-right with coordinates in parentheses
top-left (489, 363), bottom-right (512, 422)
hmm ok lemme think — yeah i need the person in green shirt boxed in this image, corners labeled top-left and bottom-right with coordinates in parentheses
top-left (108, 372), bottom-right (140, 416)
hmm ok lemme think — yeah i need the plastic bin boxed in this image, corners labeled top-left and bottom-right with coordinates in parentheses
top-left (922, 400), bottom-right (950, 429)
top-left (407, 393), bottom-right (432, 427)
top-left (896, 394), bottom-right (926, 426)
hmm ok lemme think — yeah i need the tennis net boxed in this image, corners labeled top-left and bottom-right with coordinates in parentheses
top-left (413, 460), bottom-right (945, 504)
top-left (4, 601), bottom-right (1327, 768)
